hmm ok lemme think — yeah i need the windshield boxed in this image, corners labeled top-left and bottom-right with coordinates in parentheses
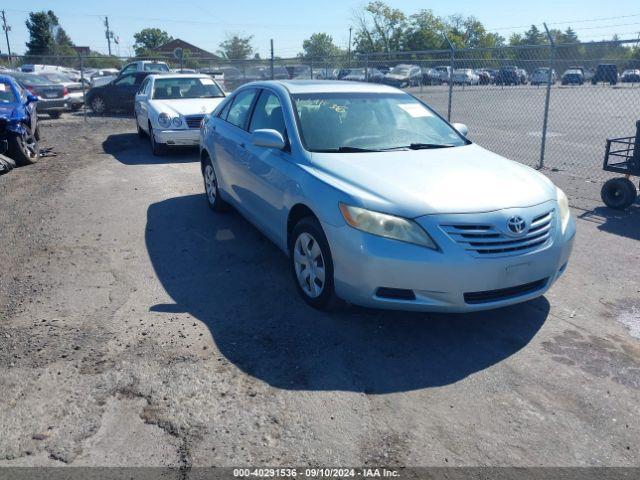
top-left (0, 81), bottom-right (17, 103)
top-left (391, 67), bottom-right (410, 75)
top-left (565, 69), bottom-right (582, 75)
top-left (534, 68), bottom-right (548, 74)
top-left (152, 77), bottom-right (224, 99)
top-left (10, 73), bottom-right (50, 85)
top-left (144, 63), bottom-right (169, 72)
top-left (292, 92), bottom-right (468, 152)
top-left (43, 73), bottom-right (72, 83)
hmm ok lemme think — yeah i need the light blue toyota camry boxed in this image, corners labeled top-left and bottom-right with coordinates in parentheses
top-left (199, 80), bottom-right (575, 312)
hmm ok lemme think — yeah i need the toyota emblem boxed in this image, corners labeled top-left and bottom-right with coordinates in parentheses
top-left (507, 216), bottom-right (526, 235)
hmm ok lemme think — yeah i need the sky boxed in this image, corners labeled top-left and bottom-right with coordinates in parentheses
top-left (3, 0), bottom-right (640, 58)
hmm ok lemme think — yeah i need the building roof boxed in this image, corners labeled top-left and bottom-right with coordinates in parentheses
top-left (153, 39), bottom-right (220, 60)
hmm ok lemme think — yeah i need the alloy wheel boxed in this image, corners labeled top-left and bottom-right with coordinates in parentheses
top-left (293, 232), bottom-right (326, 298)
top-left (91, 97), bottom-right (105, 113)
top-left (204, 164), bottom-right (217, 204)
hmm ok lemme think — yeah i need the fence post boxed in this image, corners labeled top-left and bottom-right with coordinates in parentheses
top-left (365, 53), bottom-right (369, 81)
top-left (539, 23), bottom-right (555, 169)
top-left (78, 52), bottom-right (87, 124)
top-left (270, 39), bottom-right (274, 80)
top-left (310, 58), bottom-right (314, 80)
top-left (443, 35), bottom-right (455, 122)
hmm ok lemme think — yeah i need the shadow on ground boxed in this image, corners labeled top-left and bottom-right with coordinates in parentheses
top-left (145, 194), bottom-right (549, 393)
top-left (103, 133), bottom-right (198, 165)
top-left (577, 203), bottom-right (640, 241)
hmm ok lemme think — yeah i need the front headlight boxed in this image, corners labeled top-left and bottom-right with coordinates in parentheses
top-left (339, 203), bottom-right (438, 250)
top-left (172, 117), bottom-right (182, 127)
top-left (556, 188), bottom-right (571, 233)
top-left (158, 113), bottom-right (171, 128)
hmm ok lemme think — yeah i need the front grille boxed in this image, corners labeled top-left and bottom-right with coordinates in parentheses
top-left (441, 210), bottom-right (554, 257)
top-left (185, 115), bottom-right (204, 129)
top-left (464, 278), bottom-right (548, 304)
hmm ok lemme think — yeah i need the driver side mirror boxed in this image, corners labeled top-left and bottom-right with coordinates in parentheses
top-left (251, 129), bottom-right (285, 150)
top-left (452, 122), bottom-right (468, 136)
top-left (25, 94), bottom-right (39, 104)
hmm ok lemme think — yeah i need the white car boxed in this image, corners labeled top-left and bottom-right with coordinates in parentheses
top-left (451, 68), bottom-right (479, 85)
top-left (135, 74), bottom-right (226, 155)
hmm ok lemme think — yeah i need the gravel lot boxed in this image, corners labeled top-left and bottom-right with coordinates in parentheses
top-left (0, 113), bottom-right (639, 468)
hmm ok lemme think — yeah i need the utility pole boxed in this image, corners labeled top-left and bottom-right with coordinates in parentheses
top-left (348, 27), bottom-right (352, 67)
top-left (1, 10), bottom-right (12, 64)
top-left (104, 17), bottom-right (112, 55)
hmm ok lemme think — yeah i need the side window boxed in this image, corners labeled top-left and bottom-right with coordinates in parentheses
top-left (114, 75), bottom-right (135, 86)
top-left (217, 98), bottom-right (232, 120)
top-left (121, 63), bottom-right (136, 75)
top-left (249, 90), bottom-right (287, 139)
top-left (138, 78), bottom-right (149, 94)
top-left (226, 89), bottom-right (257, 130)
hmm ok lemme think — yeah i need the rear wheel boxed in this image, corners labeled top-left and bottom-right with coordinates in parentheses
top-left (601, 177), bottom-right (637, 210)
top-left (289, 217), bottom-right (338, 310)
top-left (7, 126), bottom-right (39, 166)
top-left (203, 157), bottom-right (229, 212)
top-left (135, 114), bottom-right (145, 138)
top-left (49, 111), bottom-right (61, 119)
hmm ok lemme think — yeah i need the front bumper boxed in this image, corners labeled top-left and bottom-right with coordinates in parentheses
top-left (154, 128), bottom-right (199, 146)
top-left (323, 201), bottom-right (575, 312)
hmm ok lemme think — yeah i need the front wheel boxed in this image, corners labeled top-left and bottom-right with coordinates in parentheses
top-left (90, 96), bottom-right (106, 114)
top-left (149, 125), bottom-right (166, 156)
top-left (7, 126), bottom-right (39, 166)
top-left (601, 177), bottom-right (637, 210)
top-left (289, 217), bottom-right (338, 310)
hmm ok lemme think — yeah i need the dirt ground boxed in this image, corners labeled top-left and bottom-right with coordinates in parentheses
top-left (0, 113), bottom-right (639, 469)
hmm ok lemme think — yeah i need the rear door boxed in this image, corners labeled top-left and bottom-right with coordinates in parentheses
top-left (212, 88), bottom-right (258, 208)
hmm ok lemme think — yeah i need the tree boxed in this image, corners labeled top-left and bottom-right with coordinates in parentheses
top-left (25, 11), bottom-right (55, 55)
top-left (300, 33), bottom-right (343, 59)
top-left (133, 28), bottom-right (173, 57)
top-left (404, 9), bottom-right (447, 51)
top-left (218, 34), bottom-right (254, 60)
top-left (353, 1), bottom-right (407, 52)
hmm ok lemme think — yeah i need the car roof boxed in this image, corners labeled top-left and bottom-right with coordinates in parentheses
top-left (146, 73), bottom-right (216, 81)
top-left (244, 80), bottom-right (403, 94)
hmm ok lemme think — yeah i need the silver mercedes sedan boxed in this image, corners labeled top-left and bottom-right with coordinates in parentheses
top-left (199, 80), bottom-right (575, 312)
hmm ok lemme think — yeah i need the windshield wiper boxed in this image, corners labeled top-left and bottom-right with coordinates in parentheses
top-left (407, 143), bottom-right (455, 150)
top-left (315, 146), bottom-right (382, 153)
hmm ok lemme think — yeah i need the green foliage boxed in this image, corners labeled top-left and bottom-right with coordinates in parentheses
top-left (218, 34), bottom-right (254, 60)
top-left (300, 33), bottom-right (344, 59)
top-left (133, 28), bottom-right (173, 57)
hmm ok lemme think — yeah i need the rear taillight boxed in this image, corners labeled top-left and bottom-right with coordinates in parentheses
top-left (26, 86), bottom-right (36, 94)
top-left (62, 86), bottom-right (69, 96)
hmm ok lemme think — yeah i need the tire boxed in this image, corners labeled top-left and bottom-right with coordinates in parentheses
top-left (601, 178), bottom-right (637, 210)
top-left (7, 126), bottom-right (39, 166)
top-left (202, 157), bottom-right (230, 212)
top-left (90, 95), bottom-right (106, 114)
top-left (135, 115), bottom-right (145, 138)
top-left (33, 123), bottom-right (41, 141)
top-left (149, 125), bottom-right (166, 156)
top-left (289, 216), bottom-right (338, 311)
top-left (49, 111), bottom-right (61, 119)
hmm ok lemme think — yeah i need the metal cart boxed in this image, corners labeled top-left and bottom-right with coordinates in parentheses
top-left (601, 120), bottom-right (640, 210)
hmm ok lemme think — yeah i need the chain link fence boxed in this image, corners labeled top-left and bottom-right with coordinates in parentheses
top-left (2, 38), bottom-right (639, 181)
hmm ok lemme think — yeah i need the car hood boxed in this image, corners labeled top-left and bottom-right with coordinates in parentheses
top-left (309, 143), bottom-right (556, 217)
top-left (151, 98), bottom-right (224, 116)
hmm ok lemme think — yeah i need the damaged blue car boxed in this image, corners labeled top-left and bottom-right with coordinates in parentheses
top-left (0, 74), bottom-right (39, 171)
